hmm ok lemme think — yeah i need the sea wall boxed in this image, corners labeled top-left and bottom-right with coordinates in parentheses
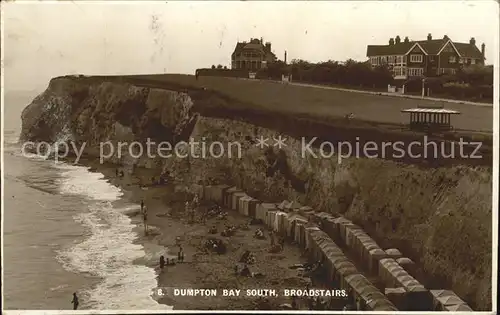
top-left (19, 76), bottom-right (492, 310)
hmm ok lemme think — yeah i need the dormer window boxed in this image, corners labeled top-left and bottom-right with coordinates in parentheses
top-left (471, 59), bottom-right (476, 65)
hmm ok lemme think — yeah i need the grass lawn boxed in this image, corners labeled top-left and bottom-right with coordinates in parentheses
top-left (122, 74), bottom-right (493, 133)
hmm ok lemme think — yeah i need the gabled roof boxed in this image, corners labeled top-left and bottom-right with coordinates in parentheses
top-left (415, 39), bottom-right (447, 54)
top-left (367, 36), bottom-right (485, 59)
top-left (232, 40), bottom-right (275, 58)
top-left (366, 42), bottom-right (414, 56)
top-left (454, 42), bottom-right (484, 59)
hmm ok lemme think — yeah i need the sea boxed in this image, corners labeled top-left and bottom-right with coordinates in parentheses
top-left (2, 90), bottom-right (172, 310)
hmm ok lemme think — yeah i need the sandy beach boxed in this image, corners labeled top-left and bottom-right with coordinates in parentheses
top-left (81, 158), bottom-right (331, 310)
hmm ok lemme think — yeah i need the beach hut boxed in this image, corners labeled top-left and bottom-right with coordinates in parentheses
top-left (266, 210), bottom-right (277, 229)
top-left (405, 286), bottom-right (433, 311)
top-left (212, 184), bottom-right (229, 204)
top-left (345, 274), bottom-right (398, 311)
top-left (430, 290), bottom-right (467, 311)
top-left (231, 192), bottom-right (248, 212)
top-left (276, 211), bottom-right (288, 235)
top-left (358, 238), bottom-right (379, 265)
top-left (385, 248), bottom-right (403, 259)
top-left (256, 203), bottom-right (276, 222)
top-left (293, 220), bottom-right (306, 245)
top-left (287, 214), bottom-right (307, 239)
top-left (223, 186), bottom-right (242, 208)
top-left (322, 217), bottom-right (337, 239)
top-left (445, 304), bottom-right (473, 312)
top-left (239, 195), bottom-right (253, 216)
top-left (385, 287), bottom-right (408, 310)
top-left (367, 248), bottom-right (387, 275)
top-left (336, 217), bottom-right (353, 244)
top-left (343, 223), bottom-right (362, 249)
top-left (305, 226), bottom-right (321, 252)
top-left (247, 198), bottom-right (260, 218)
top-left (396, 257), bottom-right (416, 277)
top-left (378, 258), bottom-right (401, 288)
top-left (191, 184), bottom-right (205, 200)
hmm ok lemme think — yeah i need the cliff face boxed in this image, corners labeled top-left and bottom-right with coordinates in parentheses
top-left (20, 76), bottom-right (492, 310)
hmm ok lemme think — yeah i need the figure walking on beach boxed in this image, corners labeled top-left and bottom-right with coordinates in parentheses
top-left (178, 245), bottom-right (184, 263)
top-left (141, 199), bottom-right (144, 213)
top-left (159, 255), bottom-right (165, 270)
top-left (143, 205), bottom-right (148, 235)
top-left (71, 292), bottom-right (79, 310)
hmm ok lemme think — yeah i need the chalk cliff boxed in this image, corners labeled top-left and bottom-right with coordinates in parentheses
top-left (20, 76), bottom-right (492, 310)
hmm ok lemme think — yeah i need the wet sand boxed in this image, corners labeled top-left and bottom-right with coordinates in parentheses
top-left (83, 159), bottom-right (319, 310)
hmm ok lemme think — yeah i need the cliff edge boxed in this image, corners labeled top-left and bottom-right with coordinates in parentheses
top-left (20, 75), bottom-right (493, 310)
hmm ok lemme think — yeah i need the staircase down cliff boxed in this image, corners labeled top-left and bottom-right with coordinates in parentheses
top-left (20, 76), bottom-right (493, 310)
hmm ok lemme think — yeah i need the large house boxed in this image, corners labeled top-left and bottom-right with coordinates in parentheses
top-left (231, 38), bottom-right (277, 71)
top-left (366, 34), bottom-right (485, 80)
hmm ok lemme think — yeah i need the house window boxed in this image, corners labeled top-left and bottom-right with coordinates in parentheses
top-left (451, 69), bottom-right (457, 74)
top-left (471, 59), bottom-right (476, 65)
top-left (449, 56), bottom-right (456, 63)
top-left (410, 54), bottom-right (423, 63)
top-left (396, 56), bottom-right (403, 64)
top-left (408, 68), bottom-right (424, 77)
top-left (459, 58), bottom-right (464, 64)
top-left (393, 66), bottom-right (406, 77)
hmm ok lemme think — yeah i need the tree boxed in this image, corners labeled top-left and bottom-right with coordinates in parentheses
top-left (211, 65), bottom-right (216, 69)
top-left (223, 66), bottom-right (228, 69)
top-left (217, 64), bottom-right (223, 69)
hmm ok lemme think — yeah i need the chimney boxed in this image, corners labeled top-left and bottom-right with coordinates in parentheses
top-left (395, 35), bottom-right (401, 44)
top-left (389, 38), bottom-right (394, 45)
top-left (443, 34), bottom-right (449, 40)
top-left (261, 37), bottom-right (263, 44)
top-left (284, 50), bottom-right (287, 64)
top-left (404, 36), bottom-right (409, 43)
top-left (481, 43), bottom-right (485, 58)
top-left (265, 42), bottom-right (271, 52)
top-left (427, 33), bottom-right (432, 41)
top-left (470, 37), bottom-right (476, 45)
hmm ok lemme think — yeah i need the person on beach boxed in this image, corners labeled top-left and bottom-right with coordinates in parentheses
top-left (71, 292), bottom-right (79, 310)
top-left (270, 231), bottom-right (275, 247)
top-left (143, 206), bottom-right (148, 235)
top-left (178, 245), bottom-right (184, 263)
top-left (159, 255), bottom-right (165, 270)
top-left (115, 168), bottom-right (119, 177)
top-left (140, 200), bottom-right (144, 213)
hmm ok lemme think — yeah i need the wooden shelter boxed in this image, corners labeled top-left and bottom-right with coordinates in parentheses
top-left (401, 106), bottom-right (460, 131)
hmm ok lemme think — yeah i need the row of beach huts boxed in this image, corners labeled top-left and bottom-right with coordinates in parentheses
top-left (188, 183), bottom-right (474, 312)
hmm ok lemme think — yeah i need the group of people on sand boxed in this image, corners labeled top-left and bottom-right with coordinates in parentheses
top-left (158, 244), bottom-right (185, 271)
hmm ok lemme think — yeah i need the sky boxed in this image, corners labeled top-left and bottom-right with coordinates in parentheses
top-left (2, 0), bottom-right (499, 93)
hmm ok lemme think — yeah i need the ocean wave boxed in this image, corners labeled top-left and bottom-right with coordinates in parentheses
top-left (54, 164), bottom-right (123, 201)
top-left (57, 202), bottom-right (171, 310)
top-left (54, 164), bottom-right (171, 310)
